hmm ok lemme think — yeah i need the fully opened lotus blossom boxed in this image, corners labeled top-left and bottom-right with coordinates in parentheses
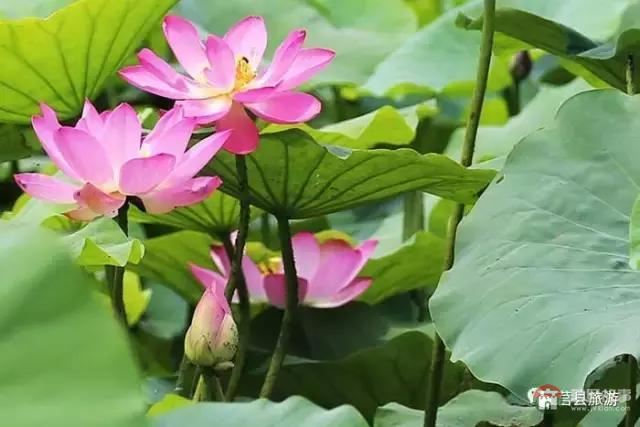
top-left (184, 276), bottom-right (238, 367)
top-left (190, 232), bottom-right (377, 308)
top-left (15, 102), bottom-right (229, 221)
top-left (119, 15), bottom-right (335, 154)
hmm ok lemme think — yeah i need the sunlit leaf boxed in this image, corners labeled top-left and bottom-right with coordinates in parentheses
top-left (147, 394), bottom-right (192, 417)
top-left (124, 271), bottom-right (152, 326)
top-left (153, 396), bottom-right (368, 427)
top-left (0, 0), bottom-right (177, 123)
top-left (58, 217), bottom-right (145, 267)
top-left (263, 103), bottom-right (437, 149)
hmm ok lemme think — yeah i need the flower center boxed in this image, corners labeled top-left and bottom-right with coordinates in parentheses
top-left (234, 57), bottom-right (255, 91)
top-left (258, 257), bottom-right (282, 275)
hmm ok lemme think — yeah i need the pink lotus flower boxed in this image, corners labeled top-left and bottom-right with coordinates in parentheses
top-left (184, 276), bottom-right (238, 367)
top-left (190, 232), bottom-right (377, 308)
top-left (15, 102), bottom-right (229, 221)
top-left (119, 15), bottom-right (335, 154)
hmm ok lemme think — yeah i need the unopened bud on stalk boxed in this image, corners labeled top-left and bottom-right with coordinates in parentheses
top-left (184, 281), bottom-right (238, 368)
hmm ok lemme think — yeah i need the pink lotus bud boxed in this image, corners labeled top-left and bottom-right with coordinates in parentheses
top-left (184, 285), bottom-right (238, 368)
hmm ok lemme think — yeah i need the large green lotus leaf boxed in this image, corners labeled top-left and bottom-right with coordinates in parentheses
top-left (130, 191), bottom-right (259, 235)
top-left (446, 79), bottom-right (592, 168)
top-left (263, 103), bottom-right (437, 149)
top-left (430, 89), bottom-right (640, 400)
top-left (176, 0), bottom-right (417, 87)
top-left (360, 231), bottom-right (445, 304)
top-left (0, 225), bottom-right (146, 427)
top-left (374, 390), bottom-right (542, 427)
top-left (458, 7), bottom-right (640, 93)
top-left (206, 130), bottom-right (495, 218)
top-left (153, 396), bottom-right (368, 427)
top-left (243, 330), bottom-right (465, 421)
top-left (0, 0), bottom-right (176, 123)
top-left (364, 0), bottom-right (628, 95)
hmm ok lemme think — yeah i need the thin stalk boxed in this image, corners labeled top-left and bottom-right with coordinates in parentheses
top-left (174, 358), bottom-right (195, 398)
top-left (626, 355), bottom-right (638, 427)
top-left (109, 202), bottom-right (129, 325)
top-left (260, 213), bottom-right (272, 248)
top-left (627, 55), bottom-right (636, 96)
top-left (224, 155), bottom-right (252, 401)
top-left (423, 1), bottom-right (496, 426)
top-left (503, 81), bottom-right (520, 117)
top-left (259, 215), bottom-right (299, 398)
top-left (192, 375), bottom-right (206, 401)
top-left (222, 232), bottom-right (237, 301)
top-left (403, 191), bottom-right (427, 321)
top-left (626, 55), bottom-right (638, 427)
top-left (202, 367), bottom-right (226, 402)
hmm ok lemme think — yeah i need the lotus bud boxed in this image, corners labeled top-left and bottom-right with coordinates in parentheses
top-left (184, 286), bottom-right (238, 368)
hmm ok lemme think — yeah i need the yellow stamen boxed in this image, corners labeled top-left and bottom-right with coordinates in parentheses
top-left (234, 56), bottom-right (255, 91)
top-left (258, 256), bottom-right (282, 274)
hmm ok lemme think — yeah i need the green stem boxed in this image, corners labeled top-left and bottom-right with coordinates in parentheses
top-left (259, 215), bottom-right (299, 398)
top-left (627, 355), bottom-right (638, 427)
top-left (224, 155), bottom-right (252, 401)
top-left (192, 375), bottom-right (206, 401)
top-left (503, 81), bottom-right (520, 117)
top-left (625, 55), bottom-right (638, 427)
top-left (260, 213), bottom-right (272, 248)
top-left (174, 357), bottom-right (196, 398)
top-left (222, 232), bottom-right (237, 301)
top-left (423, 1), bottom-right (496, 426)
top-left (627, 55), bottom-right (636, 96)
top-left (202, 367), bottom-right (226, 402)
top-left (109, 202), bottom-right (129, 325)
top-left (403, 191), bottom-right (427, 321)
top-left (542, 410), bottom-right (554, 427)
top-left (402, 191), bottom-right (424, 241)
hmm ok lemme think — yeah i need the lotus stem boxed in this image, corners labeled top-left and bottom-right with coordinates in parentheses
top-left (626, 355), bottom-right (638, 427)
top-left (259, 215), bottom-right (299, 398)
top-left (225, 155), bottom-right (252, 401)
top-left (202, 367), bottom-right (226, 402)
top-left (174, 357), bottom-right (196, 398)
top-left (423, 0), bottom-right (496, 426)
top-left (107, 202), bottom-right (129, 325)
top-left (627, 55), bottom-right (636, 96)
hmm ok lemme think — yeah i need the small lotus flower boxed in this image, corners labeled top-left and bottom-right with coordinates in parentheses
top-left (190, 232), bottom-right (377, 308)
top-left (15, 102), bottom-right (229, 221)
top-left (184, 277), bottom-right (238, 367)
top-left (119, 15), bottom-right (335, 154)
